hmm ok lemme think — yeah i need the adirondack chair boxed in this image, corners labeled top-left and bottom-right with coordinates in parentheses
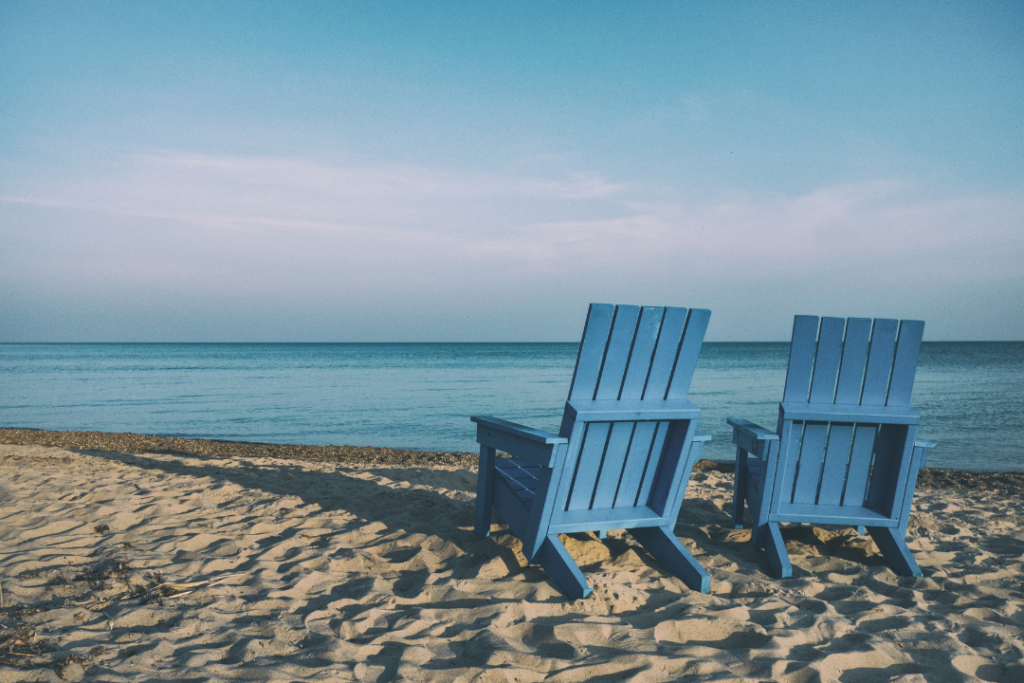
top-left (728, 315), bottom-right (936, 579)
top-left (471, 303), bottom-right (713, 599)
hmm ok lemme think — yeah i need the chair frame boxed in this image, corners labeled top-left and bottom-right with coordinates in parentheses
top-left (472, 304), bottom-right (713, 598)
top-left (729, 315), bottom-right (936, 578)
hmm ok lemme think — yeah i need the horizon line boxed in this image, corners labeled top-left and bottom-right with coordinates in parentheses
top-left (2, 340), bottom-right (1022, 345)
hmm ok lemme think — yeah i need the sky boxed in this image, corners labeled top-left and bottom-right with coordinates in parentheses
top-left (1, 1), bottom-right (1022, 342)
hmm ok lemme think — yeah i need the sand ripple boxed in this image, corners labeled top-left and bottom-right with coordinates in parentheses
top-left (1, 444), bottom-right (1022, 682)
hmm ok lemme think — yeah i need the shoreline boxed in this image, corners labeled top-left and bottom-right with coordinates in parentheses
top-left (2, 426), bottom-right (1022, 492)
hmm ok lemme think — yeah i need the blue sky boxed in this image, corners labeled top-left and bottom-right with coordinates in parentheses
top-left (2, 1), bottom-right (1021, 341)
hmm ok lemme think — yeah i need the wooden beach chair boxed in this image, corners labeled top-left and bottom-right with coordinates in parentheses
top-left (472, 303), bottom-right (713, 599)
top-left (728, 315), bottom-right (936, 578)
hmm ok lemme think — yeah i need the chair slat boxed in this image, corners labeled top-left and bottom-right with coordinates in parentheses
top-left (620, 307), bottom-right (665, 399)
top-left (861, 319), bottom-right (899, 406)
top-left (596, 306), bottom-right (642, 400)
top-left (866, 424), bottom-right (904, 510)
top-left (834, 318), bottom-right (871, 405)
top-left (809, 317), bottom-right (845, 404)
top-left (817, 424), bottom-right (854, 505)
top-left (648, 420), bottom-right (698, 518)
top-left (880, 426), bottom-right (917, 518)
top-left (777, 424), bottom-right (804, 505)
top-left (644, 307), bottom-right (689, 399)
top-left (667, 308), bottom-right (711, 399)
top-left (495, 459), bottom-right (542, 504)
top-left (566, 423), bottom-right (611, 510)
top-left (568, 304), bottom-right (616, 401)
top-left (614, 421), bottom-right (658, 507)
top-left (634, 421), bottom-right (669, 505)
top-left (783, 316), bottom-right (820, 403)
top-left (842, 425), bottom-right (878, 506)
top-left (792, 422), bottom-right (828, 504)
top-left (887, 320), bottom-right (924, 407)
top-left (592, 422), bottom-right (635, 508)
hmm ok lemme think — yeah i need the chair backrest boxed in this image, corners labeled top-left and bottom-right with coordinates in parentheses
top-left (773, 316), bottom-right (925, 515)
top-left (783, 316), bottom-right (924, 410)
top-left (552, 304), bottom-right (710, 517)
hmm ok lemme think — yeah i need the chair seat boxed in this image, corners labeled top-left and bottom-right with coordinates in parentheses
top-left (747, 456), bottom-right (763, 481)
top-left (495, 457), bottom-right (542, 506)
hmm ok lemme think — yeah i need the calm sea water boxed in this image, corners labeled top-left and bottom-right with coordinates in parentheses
top-left (1, 343), bottom-right (1021, 472)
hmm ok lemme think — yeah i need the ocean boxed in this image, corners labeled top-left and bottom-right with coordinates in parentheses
top-left (1, 342), bottom-right (1021, 472)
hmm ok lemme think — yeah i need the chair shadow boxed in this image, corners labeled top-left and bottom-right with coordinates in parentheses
top-left (675, 494), bottom-right (893, 580)
top-left (76, 449), bottom-right (815, 597)
top-left (71, 448), bottom-right (504, 573)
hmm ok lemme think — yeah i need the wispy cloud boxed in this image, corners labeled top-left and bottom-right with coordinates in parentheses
top-left (3, 149), bottom-right (1021, 295)
top-left (1, 151), bottom-right (626, 239)
top-left (459, 178), bottom-right (1023, 280)
top-left (135, 151), bottom-right (627, 202)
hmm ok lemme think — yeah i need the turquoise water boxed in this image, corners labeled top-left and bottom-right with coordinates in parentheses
top-left (1, 342), bottom-right (1021, 471)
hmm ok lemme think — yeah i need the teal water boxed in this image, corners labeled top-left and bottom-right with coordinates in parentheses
top-left (1, 342), bottom-right (1021, 471)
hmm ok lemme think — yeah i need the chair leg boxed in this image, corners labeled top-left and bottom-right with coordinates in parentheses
top-left (630, 527), bottom-right (710, 593)
top-left (538, 535), bottom-right (592, 599)
top-left (867, 527), bottom-right (923, 578)
top-left (752, 520), bottom-right (769, 550)
top-left (732, 447), bottom-right (747, 529)
top-left (764, 522), bottom-right (792, 578)
top-left (474, 446), bottom-right (496, 539)
top-left (597, 530), bottom-right (608, 540)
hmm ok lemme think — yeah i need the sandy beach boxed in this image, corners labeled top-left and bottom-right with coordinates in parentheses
top-left (1, 431), bottom-right (1023, 682)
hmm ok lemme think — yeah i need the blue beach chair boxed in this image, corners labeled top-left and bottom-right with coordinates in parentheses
top-left (472, 303), bottom-right (713, 599)
top-left (728, 315), bottom-right (936, 578)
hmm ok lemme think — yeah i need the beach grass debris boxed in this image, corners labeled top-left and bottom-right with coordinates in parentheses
top-left (74, 558), bottom-right (133, 591)
top-left (149, 572), bottom-right (248, 599)
top-left (71, 568), bottom-right (250, 607)
top-left (0, 607), bottom-right (56, 669)
top-left (54, 653), bottom-right (90, 678)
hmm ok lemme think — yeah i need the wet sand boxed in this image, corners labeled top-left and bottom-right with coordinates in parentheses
top-left (1, 430), bottom-right (1022, 682)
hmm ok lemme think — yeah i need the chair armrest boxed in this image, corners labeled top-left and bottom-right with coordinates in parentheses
top-left (471, 416), bottom-right (566, 444)
top-left (471, 416), bottom-right (568, 468)
top-left (688, 433), bottom-right (711, 464)
top-left (914, 438), bottom-right (936, 467)
top-left (727, 418), bottom-right (778, 458)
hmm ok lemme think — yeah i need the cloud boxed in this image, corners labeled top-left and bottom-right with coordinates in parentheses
top-left (3, 149), bottom-right (1021, 288)
top-left (457, 178), bottom-right (1023, 280)
top-left (1, 151), bottom-right (626, 240)
top-left (2, 149), bottom-right (1021, 341)
top-left (135, 150), bottom-right (627, 201)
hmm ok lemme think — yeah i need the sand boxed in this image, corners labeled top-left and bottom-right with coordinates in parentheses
top-left (1, 436), bottom-right (1023, 682)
